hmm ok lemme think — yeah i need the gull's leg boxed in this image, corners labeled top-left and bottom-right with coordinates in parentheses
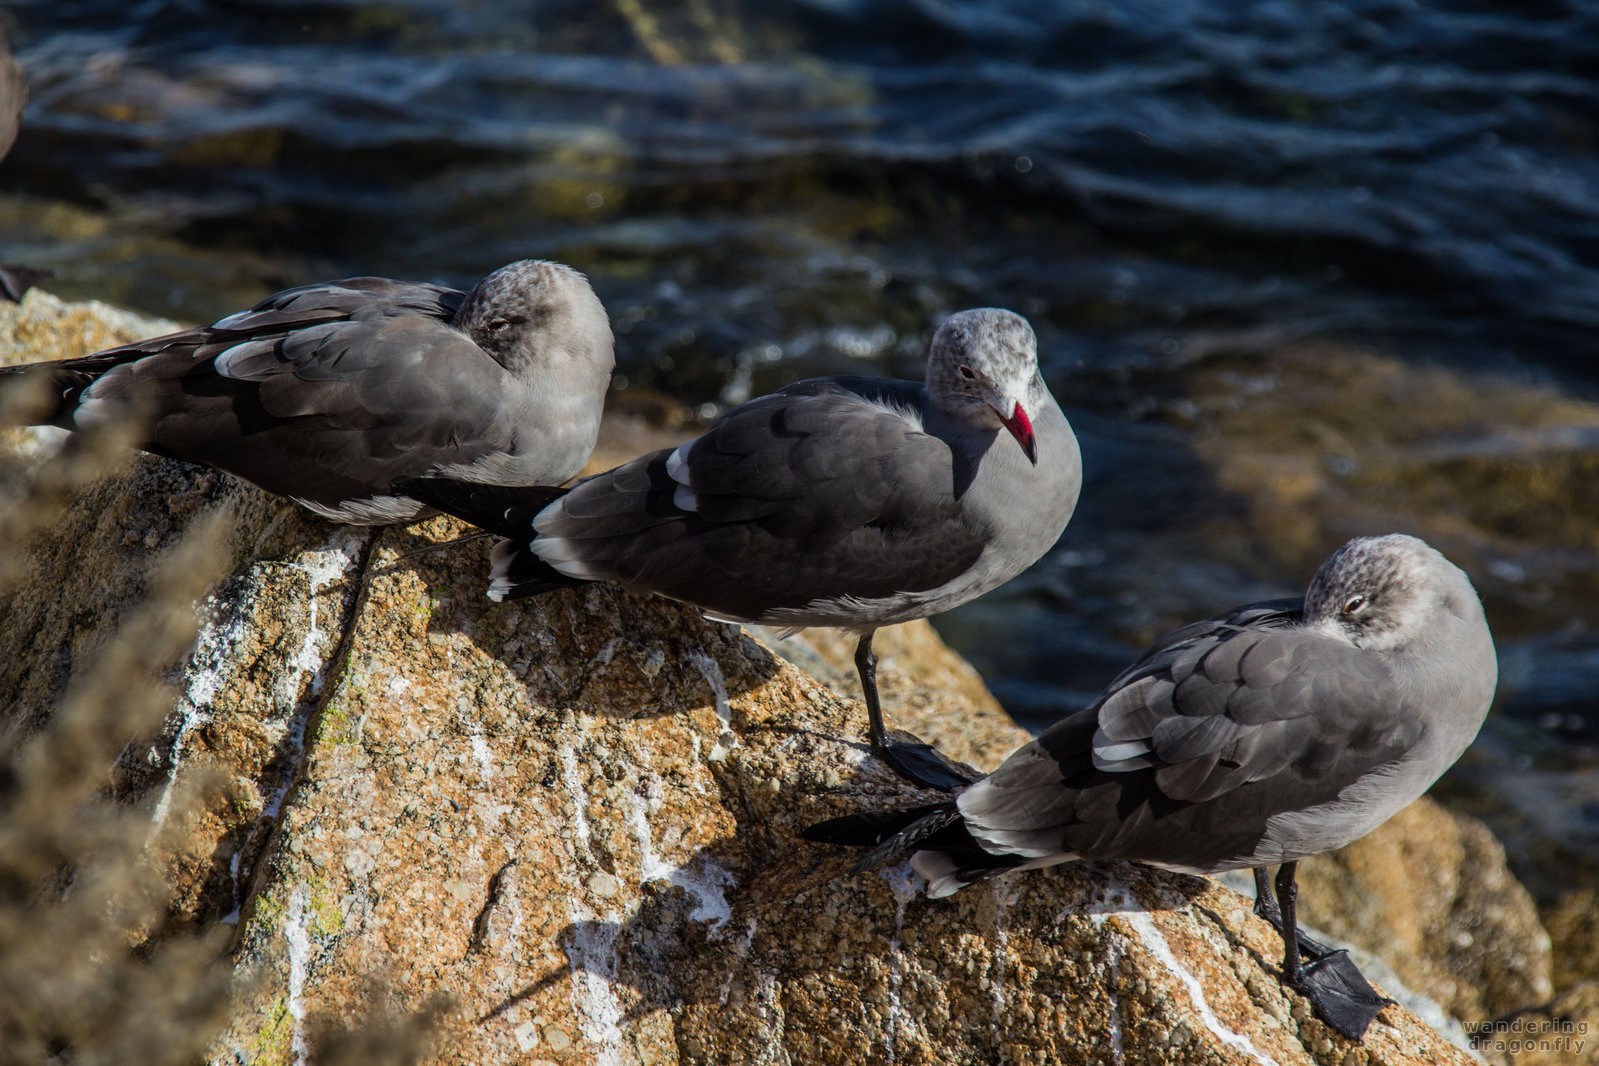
top-left (856, 630), bottom-right (888, 749)
top-left (1272, 862), bottom-right (1392, 1042)
top-left (1252, 866), bottom-right (1281, 925)
top-left (856, 630), bottom-right (981, 793)
top-left (1277, 863), bottom-right (1306, 980)
top-left (1252, 865), bottom-right (1334, 958)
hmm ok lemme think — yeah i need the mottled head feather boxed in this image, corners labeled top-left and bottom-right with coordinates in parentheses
top-left (453, 259), bottom-right (614, 378)
top-left (1303, 533), bottom-right (1468, 653)
top-left (925, 308), bottom-right (1042, 434)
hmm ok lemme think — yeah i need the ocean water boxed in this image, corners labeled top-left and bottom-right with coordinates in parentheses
top-left (2, 0), bottom-right (1597, 898)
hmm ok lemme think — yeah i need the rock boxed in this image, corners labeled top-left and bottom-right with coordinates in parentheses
top-left (1542, 889), bottom-right (1599, 994)
top-left (0, 287), bottom-right (183, 369)
top-left (752, 621), bottom-right (1030, 773)
top-left (199, 529), bottom-right (1476, 1066)
top-left (0, 451), bottom-right (370, 933)
top-left (1170, 335), bottom-right (1599, 569)
top-left (0, 293), bottom-right (1536, 1065)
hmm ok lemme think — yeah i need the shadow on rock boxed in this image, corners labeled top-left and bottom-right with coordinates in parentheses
top-left (384, 520), bottom-right (784, 722)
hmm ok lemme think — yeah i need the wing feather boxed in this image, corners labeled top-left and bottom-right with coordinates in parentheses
top-left (38, 279), bottom-right (529, 508)
top-left (954, 599), bottom-right (1422, 870)
top-left (527, 379), bottom-right (988, 620)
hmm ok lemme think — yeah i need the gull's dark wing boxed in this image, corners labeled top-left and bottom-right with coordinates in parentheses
top-left (956, 600), bottom-right (1418, 871)
top-left (4, 279), bottom-right (530, 506)
top-left (7, 277), bottom-right (465, 420)
top-left (522, 378), bottom-right (989, 620)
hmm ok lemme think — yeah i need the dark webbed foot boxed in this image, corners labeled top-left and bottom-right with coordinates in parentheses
top-left (875, 728), bottom-right (983, 793)
top-left (1261, 862), bottom-right (1394, 1042)
top-left (855, 630), bottom-right (983, 792)
top-left (1290, 950), bottom-right (1395, 1041)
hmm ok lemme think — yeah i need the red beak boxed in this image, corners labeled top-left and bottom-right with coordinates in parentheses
top-left (1000, 402), bottom-right (1037, 465)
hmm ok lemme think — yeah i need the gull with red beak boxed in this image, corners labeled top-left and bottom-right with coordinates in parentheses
top-left (402, 308), bottom-right (1080, 789)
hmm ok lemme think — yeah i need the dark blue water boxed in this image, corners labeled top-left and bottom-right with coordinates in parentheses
top-left (3, 0), bottom-right (1598, 898)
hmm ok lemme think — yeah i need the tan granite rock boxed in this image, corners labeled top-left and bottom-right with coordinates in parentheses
top-left (196, 519), bottom-right (1473, 1066)
top-left (753, 621), bottom-right (1030, 774)
top-left (0, 293), bottom-right (1546, 1065)
top-left (0, 287), bottom-right (181, 370)
top-left (1163, 332), bottom-right (1599, 579)
top-left (0, 450), bottom-right (371, 935)
top-left (1542, 889), bottom-right (1599, 995)
top-left (1, 478), bottom-right (1478, 1065)
top-left (1511, 981), bottom-right (1599, 1066)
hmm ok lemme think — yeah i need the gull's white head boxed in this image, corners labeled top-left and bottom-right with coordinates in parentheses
top-left (925, 308), bottom-right (1043, 464)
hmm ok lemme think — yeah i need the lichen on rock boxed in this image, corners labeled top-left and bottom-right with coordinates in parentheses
top-left (0, 293), bottom-right (1556, 1065)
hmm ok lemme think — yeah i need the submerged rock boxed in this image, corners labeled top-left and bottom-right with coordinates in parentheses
top-left (0, 294), bottom-right (1550, 1064)
top-left (1154, 334), bottom-right (1599, 610)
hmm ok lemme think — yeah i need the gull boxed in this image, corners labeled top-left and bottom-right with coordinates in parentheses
top-left (805, 534), bottom-right (1497, 1040)
top-left (403, 308), bottom-right (1081, 789)
top-left (2, 259), bottom-right (614, 523)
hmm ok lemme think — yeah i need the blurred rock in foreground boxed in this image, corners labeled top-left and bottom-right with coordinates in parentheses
top-left (0, 291), bottom-right (1558, 1065)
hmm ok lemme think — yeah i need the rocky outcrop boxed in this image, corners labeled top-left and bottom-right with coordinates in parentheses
top-left (0, 291), bottom-right (1555, 1065)
top-left (106, 513), bottom-right (1488, 1066)
top-left (1509, 892), bottom-right (1599, 1066)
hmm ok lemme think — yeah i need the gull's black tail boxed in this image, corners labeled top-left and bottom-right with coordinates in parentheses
top-left (396, 477), bottom-right (567, 538)
top-left (803, 802), bottom-right (960, 872)
top-left (804, 799), bottom-right (1029, 894)
top-left (0, 352), bottom-right (146, 429)
top-left (394, 477), bottom-right (588, 599)
top-left (487, 537), bottom-right (588, 601)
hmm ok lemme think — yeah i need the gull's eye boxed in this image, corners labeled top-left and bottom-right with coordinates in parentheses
top-left (1343, 594), bottom-right (1369, 616)
top-left (958, 365), bottom-right (976, 380)
top-left (486, 318), bottom-right (513, 334)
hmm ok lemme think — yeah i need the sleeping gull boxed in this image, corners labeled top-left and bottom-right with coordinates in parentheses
top-left (1, 259), bottom-right (614, 523)
top-left (402, 308), bottom-right (1081, 789)
top-left (804, 533), bottom-right (1497, 1041)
